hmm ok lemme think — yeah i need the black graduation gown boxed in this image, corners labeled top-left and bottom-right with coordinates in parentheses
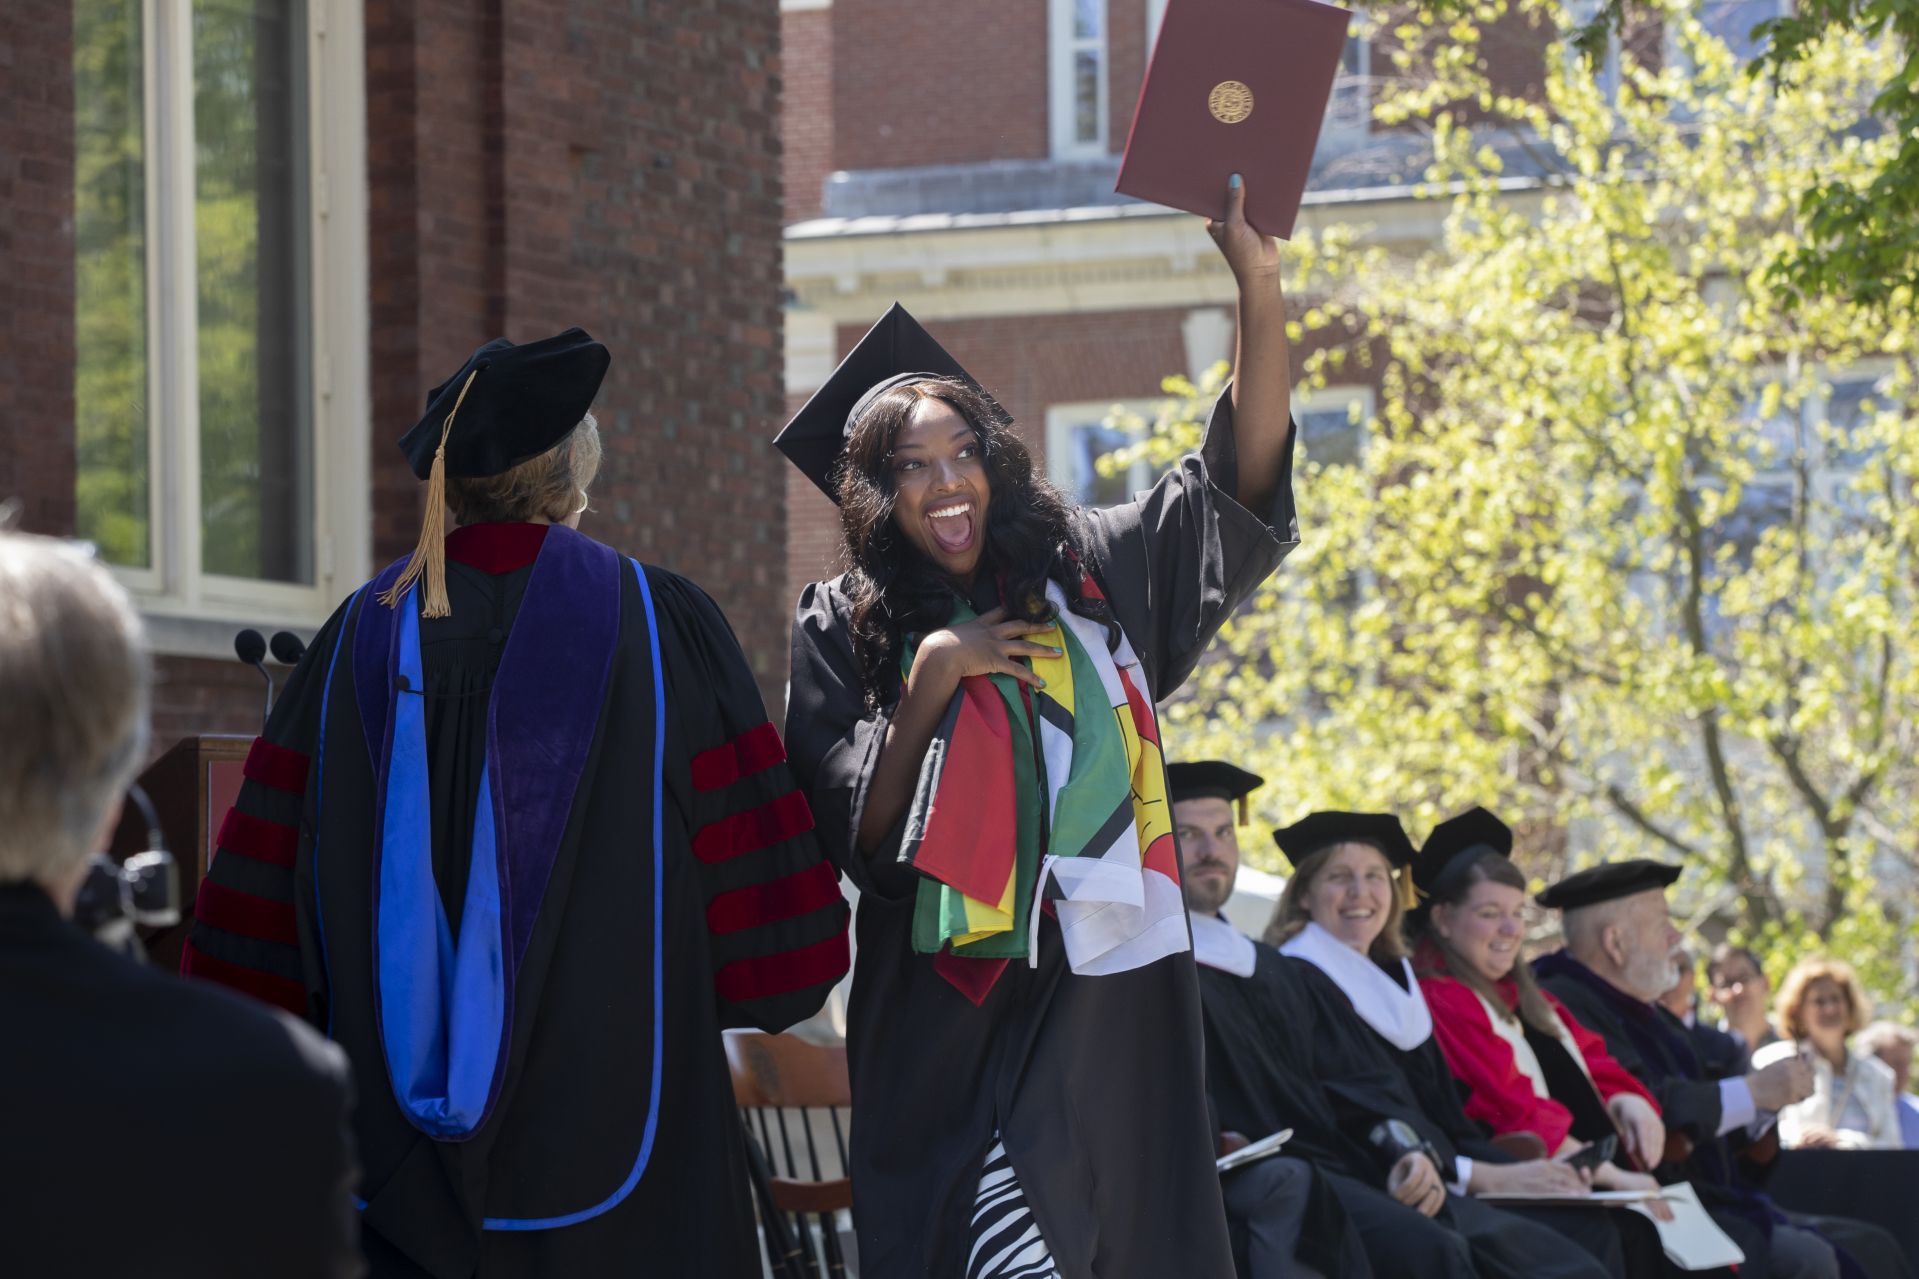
top-left (786, 390), bottom-right (1296, 1278)
top-left (1286, 957), bottom-right (1627, 1279)
top-left (1196, 944), bottom-right (1403, 1277)
top-left (184, 523), bottom-right (849, 1278)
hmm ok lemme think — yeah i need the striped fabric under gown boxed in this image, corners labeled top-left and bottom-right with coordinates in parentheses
top-left (968, 1137), bottom-right (1061, 1279)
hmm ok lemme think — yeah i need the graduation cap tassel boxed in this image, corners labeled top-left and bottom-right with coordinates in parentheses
top-left (1397, 868), bottom-right (1419, 913)
top-left (377, 368), bottom-right (482, 619)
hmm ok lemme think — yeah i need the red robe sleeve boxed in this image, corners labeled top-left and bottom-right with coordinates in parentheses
top-left (1421, 975), bottom-right (1576, 1153)
top-left (1548, 992), bottom-right (1660, 1113)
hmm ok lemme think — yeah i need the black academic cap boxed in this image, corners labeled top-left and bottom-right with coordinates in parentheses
top-left (773, 303), bottom-right (1000, 502)
top-left (1535, 859), bottom-right (1681, 911)
top-left (1271, 811), bottom-right (1415, 871)
top-left (398, 328), bottom-right (610, 481)
top-left (1414, 806), bottom-right (1514, 896)
top-left (1168, 761), bottom-right (1265, 824)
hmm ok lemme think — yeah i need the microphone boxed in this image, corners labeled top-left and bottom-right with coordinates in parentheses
top-left (233, 628), bottom-right (276, 726)
top-left (269, 631), bottom-right (307, 667)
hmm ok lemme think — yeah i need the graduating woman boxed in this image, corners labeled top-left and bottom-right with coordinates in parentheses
top-left (183, 330), bottom-right (849, 1277)
top-left (780, 178), bottom-right (1297, 1278)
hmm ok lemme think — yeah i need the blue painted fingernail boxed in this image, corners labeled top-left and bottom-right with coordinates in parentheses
top-left (1229, 172), bottom-right (1243, 189)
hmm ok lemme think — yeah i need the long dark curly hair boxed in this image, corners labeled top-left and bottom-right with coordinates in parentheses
top-left (836, 377), bottom-right (1115, 701)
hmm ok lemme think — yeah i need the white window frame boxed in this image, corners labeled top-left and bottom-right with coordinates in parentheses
top-left (114, 0), bottom-right (369, 653)
top-left (1049, 0), bottom-right (1111, 158)
top-left (1322, 13), bottom-right (1372, 144)
top-left (1045, 397), bottom-right (1167, 506)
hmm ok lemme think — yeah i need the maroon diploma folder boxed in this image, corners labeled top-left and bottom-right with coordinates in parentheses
top-left (1116, 0), bottom-right (1353, 239)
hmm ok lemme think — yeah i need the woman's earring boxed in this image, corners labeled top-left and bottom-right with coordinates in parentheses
top-left (573, 493), bottom-right (589, 516)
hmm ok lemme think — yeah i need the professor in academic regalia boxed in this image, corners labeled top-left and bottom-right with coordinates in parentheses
top-left (1533, 860), bottom-right (1912, 1279)
top-left (0, 531), bottom-right (361, 1278)
top-left (782, 178), bottom-right (1294, 1278)
top-left (182, 330), bottom-right (850, 1277)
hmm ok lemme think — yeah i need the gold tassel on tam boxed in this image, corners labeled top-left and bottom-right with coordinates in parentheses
top-left (1397, 867), bottom-right (1420, 913)
top-left (377, 368), bottom-right (482, 618)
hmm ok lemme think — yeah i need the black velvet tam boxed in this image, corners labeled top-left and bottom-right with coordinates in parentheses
top-left (1535, 858), bottom-right (1681, 911)
top-left (1167, 760), bottom-right (1265, 805)
top-left (1413, 806), bottom-right (1513, 896)
top-left (398, 328), bottom-right (610, 480)
top-left (1272, 811), bottom-right (1415, 870)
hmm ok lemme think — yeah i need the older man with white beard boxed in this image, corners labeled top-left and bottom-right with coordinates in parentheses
top-left (1534, 861), bottom-right (1910, 1279)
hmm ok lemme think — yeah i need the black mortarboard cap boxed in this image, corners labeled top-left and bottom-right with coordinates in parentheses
top-left (773, 303), bottom-right (1000, 502)
top-left (398, 328), bottom-right (610, 481)
top-left (1271, 811), bottom-right (1415, 871)
top-left (1168, 761), bottom-right (1265, 824)
top-left (1535, 859), bottom-right (1681, 911)
top-left (1414, 806), bottom-right (1514, 896)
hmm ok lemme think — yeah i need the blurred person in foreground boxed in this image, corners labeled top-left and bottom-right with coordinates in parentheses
top-left (0, 529), bottom-right (360, 1278)
top-left (1853, 1022), bottom-right (1919, 1149)
top-left (1534, 862), bottom-right (1912, 1279)
top-left (1752, 960), bottom-right (1903, 1151)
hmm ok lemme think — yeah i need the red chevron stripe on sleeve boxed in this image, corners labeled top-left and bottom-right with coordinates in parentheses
top-left (180, 940), bottom-right (307, 1016)
top-left (689, 721), bottom-right (789, 793)
top-left (195, 880), bottom-right (300, 947)
top-left (692, 790), bottom-right (816, 864)
top-left (714, 927), bottom-right (850, 1003)
top-left (706, 860), bottom-right (842, 935)
top-left (242, 737), bottom-right (310, 794)
top-left (215, 809), bottom-right (299, 869)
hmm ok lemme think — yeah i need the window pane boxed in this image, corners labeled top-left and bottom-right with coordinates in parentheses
top-left (1065, 423), bottom-right (1136, 508)
top-left (1699, 0), bottom-right (1775, 60)
top-left (1074, 50), bottom-right (1102, 144)
top-left (1298, 404), bottom-right (1363, 468)
top-left (74, 0), bottom-right (152, 568)
top-left (194, 0), bottom-right (314, 583)
top-left (1074, 0), bottom-right (1102, 41)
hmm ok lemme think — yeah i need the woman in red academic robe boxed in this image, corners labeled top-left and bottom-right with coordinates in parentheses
top-left (1410, 809), bottom-right (1666, 1187)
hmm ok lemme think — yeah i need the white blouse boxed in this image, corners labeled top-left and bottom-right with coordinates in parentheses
top-left (1751, 1040), bottom-right (1903, 1150)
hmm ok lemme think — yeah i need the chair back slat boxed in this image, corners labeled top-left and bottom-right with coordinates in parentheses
top-left (727, 1033), bottom-right (856, 1279)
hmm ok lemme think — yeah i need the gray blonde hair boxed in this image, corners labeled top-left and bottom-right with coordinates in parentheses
top-left (0, 531), bottom-right (150, 883)
top-left (445, 413), bottom-right (603, 526)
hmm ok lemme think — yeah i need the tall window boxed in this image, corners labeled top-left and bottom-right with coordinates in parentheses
top-left (73, 1), bottom-right (366, 625)
top-left (1049, 0), bottom-right (1109, 157)
top-left (1697, 0), bottom-right (1792, 60)
top-left (1046, 399), bottom-right (1166, 507)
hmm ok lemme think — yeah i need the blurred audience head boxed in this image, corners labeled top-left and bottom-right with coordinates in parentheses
top-left (0, 531), bottom-right (150, 913)
top-left (1659, 945), bottom-right (1698, 1019)
top-left (1707, 942), bottom-right (1770, 1038)
top-left (1775, 957), bottom-right (1871, 1048)
top-left (1856, 1022), bottom-right (1916, 1092)
top-left (1174, 795), bottom-right (1241, 916)
top-left (1561, 887), bottom-right (1683, 1002)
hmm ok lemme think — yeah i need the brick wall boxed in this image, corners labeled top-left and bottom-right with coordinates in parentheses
top-left (831, 0), bottom-right (1050, 171)
top-left (0, 1), bottom-right (76, 537)
top-left (783, 5), bottom-right (834, 222)
top-left (1108, 0), bottom-right (1151, 155)
top-left (360, 0), bottom-right (792, 711)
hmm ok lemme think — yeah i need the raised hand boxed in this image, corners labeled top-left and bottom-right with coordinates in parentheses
top-left (1206, 174), bottom-right (1282, 285)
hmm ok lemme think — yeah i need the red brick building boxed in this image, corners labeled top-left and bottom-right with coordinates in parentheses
top-left (777, 0), bottom-right (1632, 608)
top-left (4, 0), bottom-right (790, 749)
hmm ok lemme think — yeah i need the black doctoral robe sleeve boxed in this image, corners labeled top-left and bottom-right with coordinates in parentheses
top-left (1541, 973), bottom-right (1727, 1141)
top-left (1072, 385), bottom-right (1298, 698)
top-left (650, 569), bottom-right (851, 1034)
top-left (182, 592), bottom-right (362, 1021)
top-left (785, 578), bottom-right (918, 902)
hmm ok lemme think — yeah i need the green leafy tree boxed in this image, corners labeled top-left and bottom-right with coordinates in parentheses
top-left (1120, 11), bottom-right (1919, 1008)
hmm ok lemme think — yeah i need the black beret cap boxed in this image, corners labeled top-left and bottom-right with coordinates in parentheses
top-left (773, 303), bottom-right (1002, 502)
top-left (1414, 806), bottom-right (1513, 896)
top-left (1167, 760), bottom-right (1265, 805)
top-left (1535, 859), bottom-right (1681, 911)
top-left (398, 328), bottom-right (610, 481)
top-left (1271, 811), bottom-right (1415, 871)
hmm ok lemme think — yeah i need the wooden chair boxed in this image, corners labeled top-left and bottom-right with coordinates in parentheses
top-left (726, 1031), bottom-right (855, 1279)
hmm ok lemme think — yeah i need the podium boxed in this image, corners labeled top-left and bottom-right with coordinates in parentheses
top-left (107, 734), bottom-right (252, 970)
